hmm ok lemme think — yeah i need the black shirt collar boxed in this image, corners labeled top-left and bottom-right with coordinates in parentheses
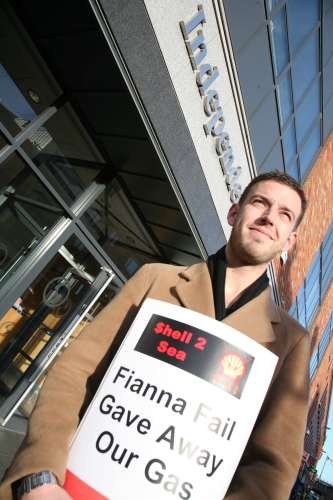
top-left (210, 246), bottom-right (270, 321)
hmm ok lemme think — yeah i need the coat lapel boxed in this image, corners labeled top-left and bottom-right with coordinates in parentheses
top-left (222, 288), bottom-right (280, 343)
top-left (174, 261), bottom-right (215, 318)
top-left (174, 261), bottom-right (280, 344)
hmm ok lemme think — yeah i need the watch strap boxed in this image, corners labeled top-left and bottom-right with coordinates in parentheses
top-left (18, 471), bottom-right (58, 497)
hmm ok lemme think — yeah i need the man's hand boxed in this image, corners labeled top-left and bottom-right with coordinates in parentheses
top-left (21, 484), bottom-right (72, 499)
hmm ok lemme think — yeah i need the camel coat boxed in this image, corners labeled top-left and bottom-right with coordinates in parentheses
top-left (0, 261), bottom-right (310, 499)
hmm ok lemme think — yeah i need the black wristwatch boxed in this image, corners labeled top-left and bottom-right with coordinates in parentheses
top-left (17, 471), bottom-right (58, 498)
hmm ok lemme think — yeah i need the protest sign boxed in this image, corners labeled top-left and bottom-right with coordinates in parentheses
top-left (64, 298), bottom-right (278, 499)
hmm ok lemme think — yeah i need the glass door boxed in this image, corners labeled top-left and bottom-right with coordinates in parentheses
top-left (0, 232), bottom-right (121, 424)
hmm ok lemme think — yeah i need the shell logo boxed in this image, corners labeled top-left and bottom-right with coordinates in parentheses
top-left (221, 354), bottom-right (245, 379)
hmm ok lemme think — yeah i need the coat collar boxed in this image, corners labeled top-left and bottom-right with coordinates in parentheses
top-left (175, 261), bottom-right (280, 343)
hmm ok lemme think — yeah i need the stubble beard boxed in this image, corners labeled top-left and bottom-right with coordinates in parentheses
top-left (228, 227), bottom-right (279, 266)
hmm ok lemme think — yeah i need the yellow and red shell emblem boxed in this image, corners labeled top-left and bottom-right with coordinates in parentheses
top-left (221, 354), bottom-right (245, 379)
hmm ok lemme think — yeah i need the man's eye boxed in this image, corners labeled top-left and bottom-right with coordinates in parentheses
top-left (253, 198), bottom-right (264, 205)
top-left (281, 211), bottom-right (291, 221)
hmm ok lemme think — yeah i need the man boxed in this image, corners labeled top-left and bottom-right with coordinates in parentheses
top-left (0, 171), bottom-right (310, 499)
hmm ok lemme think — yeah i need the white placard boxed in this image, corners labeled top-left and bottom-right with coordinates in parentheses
top-left (64, 299), bottom-right (278, 500)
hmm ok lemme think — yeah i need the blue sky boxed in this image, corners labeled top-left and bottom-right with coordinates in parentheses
top-left (316, 395), bottom-right (333, 484)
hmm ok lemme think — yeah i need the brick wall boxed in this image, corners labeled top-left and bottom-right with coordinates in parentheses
top-left (275, 132), bottom-right (333, 465)
top-left (276, 131), bottom-right (333, 313)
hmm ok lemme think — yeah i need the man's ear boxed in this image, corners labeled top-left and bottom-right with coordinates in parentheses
top-left (227, 203), bottom-right (240, 227)
top-left (282, 231), bottom-right (297, 253)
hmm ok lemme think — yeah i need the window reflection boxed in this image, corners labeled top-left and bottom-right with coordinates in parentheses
top-left (0, 234), bottom-right (119, 418)
top-left (81, 181), bottom-right (160, 278)
top-left (299, 124), bottom-right (321, 181)
top-left (297, 284), bottom-right (306, 328)
top-left (282, 120), bottom-right (297, 164)
top-left (306, 252), bottom-right (321, 325)
top-left (287, 0), bottom-right (320, 53)
top-left (322, 223), bottom-right (333, 298)
top-left (267, 2), bottom-right (322, 182)
top-left (0, 63), bottom-right (37, 137)
top-left (292, 32), bottom-right (319, 105)
top-left (267, 0), bottom-right (280, 12)
top-left (22, 105), bottom-right (104, 205)
top-left (0, 152), bottom-right (63, 284)
top-left (0, 131), bottom-right (8, 149)
top-left (290, 226), bottom-right (333, 333)
top-left (295, 80), bottom-right (320, 144)
top-left (285, 158), bottom-right (299, 182)
top-left (277, 71), bottom-right (293, 125)
top-left (271, 7), bottom-right (289, 75)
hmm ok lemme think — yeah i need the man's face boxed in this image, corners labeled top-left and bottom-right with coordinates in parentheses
top-left (227, 180), bottom-right (303, 265)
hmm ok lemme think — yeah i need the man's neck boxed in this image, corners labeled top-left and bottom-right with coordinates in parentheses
top-left (224, 244), bottom-right (268, 309)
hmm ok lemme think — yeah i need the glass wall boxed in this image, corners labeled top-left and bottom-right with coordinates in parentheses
top-left (268, 0), bottom-right (321, 182)
top-left (224, 0), bottom-right (333, 183)
top-left (309, 312), bottom-right (333, 380)
top-left (289, 222), bottom-right (333, 329)
top-left (0, 1), bottom-right (202, 422)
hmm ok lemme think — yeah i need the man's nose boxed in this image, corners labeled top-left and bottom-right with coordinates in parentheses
top-left (258, 206), bottom-right (275, 225)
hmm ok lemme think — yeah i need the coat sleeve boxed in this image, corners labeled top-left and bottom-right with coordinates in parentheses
top-left (225, 330), bottom-right (310, 500)
top-left (0, 265), bottom-right (150, 500)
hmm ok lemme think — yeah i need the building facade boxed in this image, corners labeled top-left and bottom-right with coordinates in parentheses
top-left (0, 0), bottom-right (332, 489)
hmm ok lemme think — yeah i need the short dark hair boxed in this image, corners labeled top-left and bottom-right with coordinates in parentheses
top-left (238, 171), bottom-right (307, 228)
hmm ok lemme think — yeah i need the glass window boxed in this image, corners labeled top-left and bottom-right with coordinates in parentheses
top-left (81, 182), bottom-right (160, 279)
top-left (318, 320), bottom-right (332, 364)
top-left (258, 142), bottom-right (284, 174)
top-left (81, 178), bottom-right (201, 278)
top-left (271, 7), bottom-right (289, 75)
top-left (292, 32), bottom-right (319, 105)
top-left (277, 71), bottom-right (293, 126)
top-left (0, 131), bottom-right (8, 150)
top-left (299, 123), bottom-right (321, 181)
top-left (249, 92), bottom-right (281, 167)
top-left (306, 284), bottom-right (320, 325)
top-left (0, 152), bottom-right (63, 285)
top-left (297, 284), bottom-right (306, 327)
top-left (294, 223), bottom-right (333, 332)
top-left (289, 300), bottom-right (298, 319)
top-left (321, 223), bottom-right (333, 299)
top-left (295, 80), bottom-right (321, 145)
top-left (323, 56), bottom-right (333, 105)
top-left (309, 350), bottom-right (318, 379)
top-left (307, 251), bottom-right (321, 283)
top-left (22, 105), bottom-right (104, 205)
top-left (285, 158), bottom-right (299, 181)
top-left (323, 95), bottom-right (333, 141)
top-left (0, 233), bottom-right (121, 420)
top-left (323, 5), bottom-right (333, 65)
top-left (267, 0), bottom-right (281, 12)
top-left (287, 0), bottom-right (320, 53)
top-left (304, 252), bottom-right (321, 326)
top-left (282, 120), bottom-right (297, 164)
top-left (0, 64), bottom-right (37, 137)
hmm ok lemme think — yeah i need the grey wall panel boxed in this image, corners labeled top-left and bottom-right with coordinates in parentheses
top-left (323, 96), bottom-right (333, 141)
top-left (324, 0), bottom-right (333, 14)
top-left (323, 5), bottom-right (333, 65)
top-left (95, 0), bottom-right (226, 256)
top-left (249, 92), bottom-right (280, 167)
top-left (258, 141), bottom-right (284, 174)
top-left (223, 0), bottom-right (266, 53)
top-left (323, 56), bottom-right (333, 105)
top-left (233, 26), bottom-right (274, 118)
